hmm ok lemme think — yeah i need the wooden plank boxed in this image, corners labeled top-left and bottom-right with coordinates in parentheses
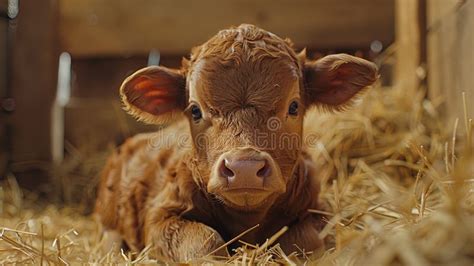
top-left (394, 0), bottom-right (421, 93)
top-left (58, 0), bottom-right (395, 57)
top-left (10, 0), bottom-right (58, 176)
top-left (427, 0), bottom-right (474, 126)
top-left (427, 0), bottom-right (459, 101)
top-left (0, 18), bottom-right (7, 177)
top-left (0, 20), bottom-right (6, 98)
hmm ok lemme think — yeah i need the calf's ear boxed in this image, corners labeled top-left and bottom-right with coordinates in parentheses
top-left (303, 53), bottom-right (378, 110)
top-left (120, 66), bottom-right (186, 124)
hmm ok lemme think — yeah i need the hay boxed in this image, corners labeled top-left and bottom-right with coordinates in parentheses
top-left (0, 83), bottom-right (473, 265)
top-left (307, 87), bottom-right (474, 265)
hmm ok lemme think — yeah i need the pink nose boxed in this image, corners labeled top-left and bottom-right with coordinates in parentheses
top-left (218, 151), bottom-right (274, 189)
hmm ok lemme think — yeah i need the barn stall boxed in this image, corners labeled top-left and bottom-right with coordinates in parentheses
top-left (0, 0), bottom-right (473, 264)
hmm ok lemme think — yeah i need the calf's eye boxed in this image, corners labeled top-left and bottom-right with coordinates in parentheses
top-left (288, 101), bottom-right (299, 116)
top-left (191, 105), bottom-right (202, 121)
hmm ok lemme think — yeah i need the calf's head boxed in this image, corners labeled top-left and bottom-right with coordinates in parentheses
top-left (120, 24), bottom-right (378, 211)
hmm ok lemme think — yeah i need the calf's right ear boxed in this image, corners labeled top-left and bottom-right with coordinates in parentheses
top-left (120, 66), bottom-right (186, 124)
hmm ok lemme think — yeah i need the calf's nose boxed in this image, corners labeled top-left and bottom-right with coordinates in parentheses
top-left (218, 154), bottom-right (272, 189)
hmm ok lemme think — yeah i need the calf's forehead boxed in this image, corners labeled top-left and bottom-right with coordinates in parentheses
top-left (188, 58), bottom-right (301, 114)
top-left (184, 24), bottom-right (303, 114)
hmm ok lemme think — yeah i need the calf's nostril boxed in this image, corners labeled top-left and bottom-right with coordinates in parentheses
top-left (220, 159), bottom-right (235, 178)
top-left (256, 160), bottom-right (271, 178)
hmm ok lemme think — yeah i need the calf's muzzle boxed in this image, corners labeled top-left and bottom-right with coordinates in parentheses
top-left (215, 148), bottom-right (280, 191)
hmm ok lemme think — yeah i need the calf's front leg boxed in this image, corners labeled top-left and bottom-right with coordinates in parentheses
top-left (278, 215), bottom-right (325, 256)
top-left (146, 217), bottom-right (226, 262)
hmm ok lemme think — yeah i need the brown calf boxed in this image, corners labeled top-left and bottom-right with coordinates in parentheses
top-left (95, 24), bottom-right (378, 262)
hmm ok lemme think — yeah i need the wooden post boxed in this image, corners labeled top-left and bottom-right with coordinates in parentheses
top-left (419, 0), bottom-right (428, 87)
top-left (10, 0), bottom-right (58, 185)
top-left (0, 0), bottom-right (19, 178)
top-left (427, 0), bottom-right (474, 126)
top-left (394, 0), bottom-right (423, 94)
top-left (0, 3), bottom-right (8, 178)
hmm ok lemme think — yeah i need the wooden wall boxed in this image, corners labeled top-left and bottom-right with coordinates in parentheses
top-left (58, 0), bottom-right (395, 57)
top-left (4, 0), bottom-right (396, 188)
top-left (57, 0), bottom-right (396, 154)
top-left (428, 0), bottom-right (474, 126)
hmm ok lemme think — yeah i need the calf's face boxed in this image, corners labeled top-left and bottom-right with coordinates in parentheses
top-left (120, 25), bottom-right (378, 211)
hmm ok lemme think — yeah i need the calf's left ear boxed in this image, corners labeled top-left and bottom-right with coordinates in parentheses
top-left (303, 53), bottom-right (379, 110)
top-left (120, 66), bottom-right (186, 124)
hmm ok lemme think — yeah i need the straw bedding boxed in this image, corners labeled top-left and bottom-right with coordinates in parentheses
top-left (0, 84), bottom-right (473, 265)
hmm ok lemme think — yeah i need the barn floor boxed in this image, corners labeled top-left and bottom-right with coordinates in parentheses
top-left (0, 85), bottom-right (473, 265)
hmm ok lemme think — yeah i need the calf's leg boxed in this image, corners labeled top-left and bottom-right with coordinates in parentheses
top-left (278, 216), bottom-right (324, 256)
top-left (146, 217), bottom-right (226, 262)
top-left (100, 229), bottom-right (123, 254)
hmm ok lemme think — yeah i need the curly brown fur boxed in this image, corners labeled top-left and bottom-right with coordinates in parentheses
top-left (96, 24), bottom-right (378, 262)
